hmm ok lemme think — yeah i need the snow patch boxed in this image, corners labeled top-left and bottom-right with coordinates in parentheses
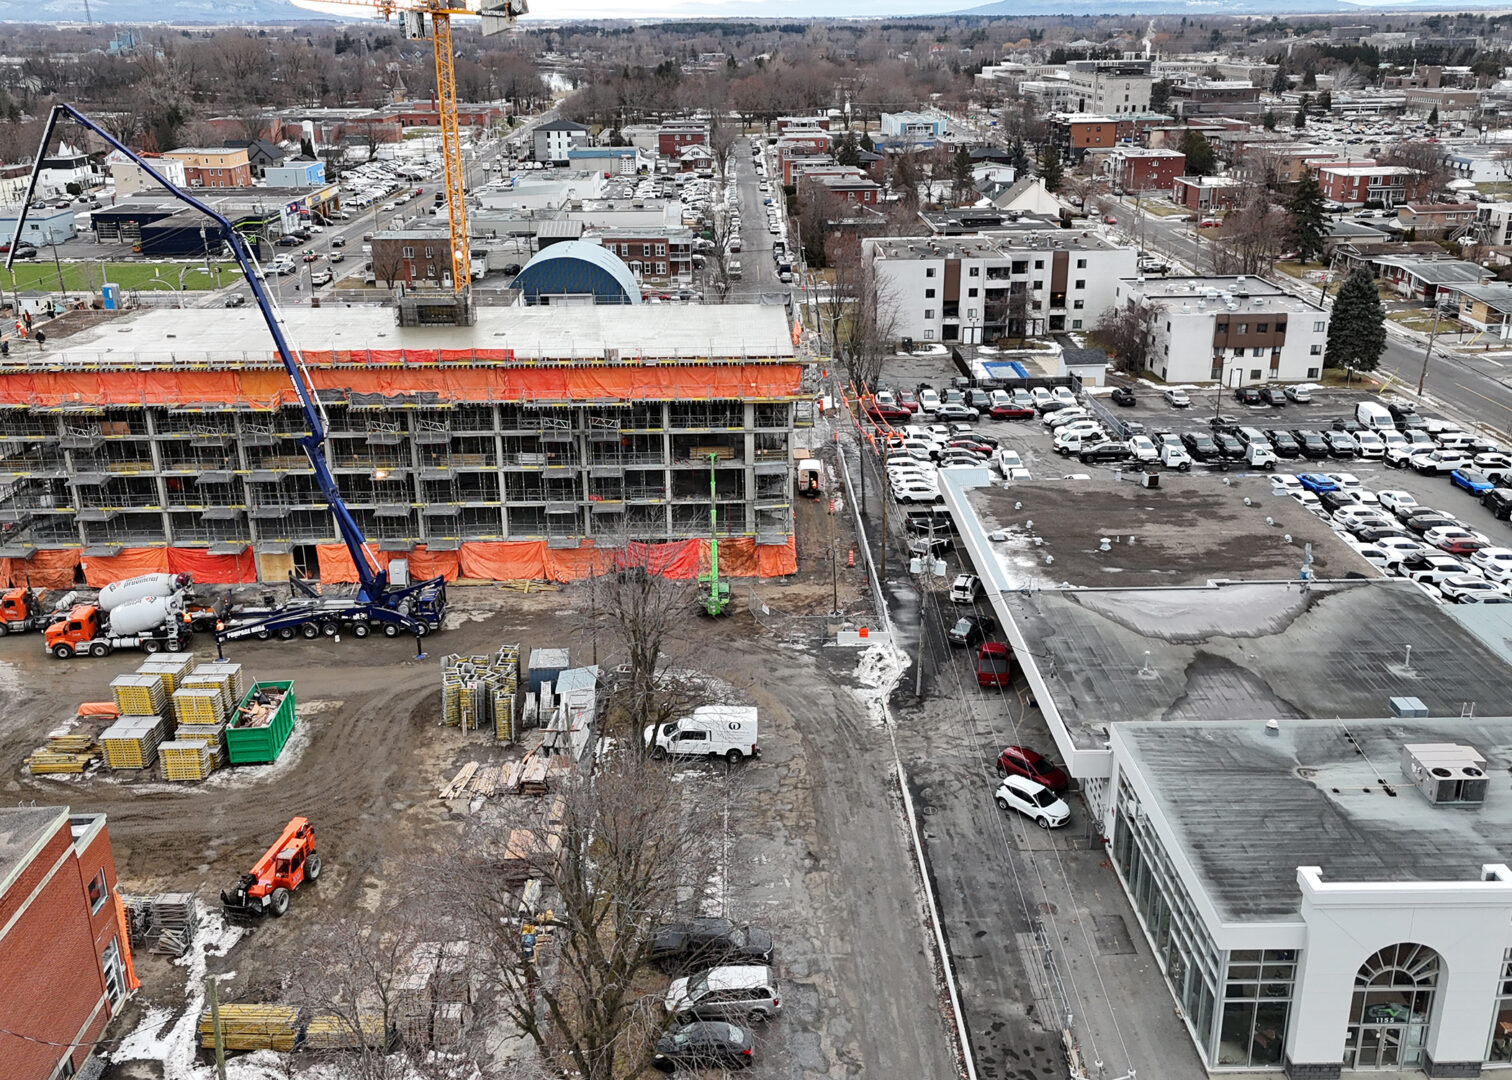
top-left (851, 642), bottom-right (909, 728)
top-left (443, 608), bottom-right (493, 630)
top-left (112, 905), bottom-right (245, 1078)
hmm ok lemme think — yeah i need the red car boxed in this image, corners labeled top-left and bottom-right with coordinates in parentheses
top-left (897, 391), bottom-right (921, 413)
top-left (1437, 538), bottom-right (1487, 556)
top-left (976, 642), bottom-right (1012, 686)
top-left (867, 403), bottom-right (911, 423)
top-left (989, 405), bottom-right (1034, 420)
top-left (996, 745), bottom-right (1069, 794)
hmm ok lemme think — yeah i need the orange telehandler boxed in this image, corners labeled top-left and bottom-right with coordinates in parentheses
top-left (221, 817), bottom-right (322, 920)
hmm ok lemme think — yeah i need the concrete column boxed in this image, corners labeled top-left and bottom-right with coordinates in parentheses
top-left (142, 408), bottom-right (172, 544)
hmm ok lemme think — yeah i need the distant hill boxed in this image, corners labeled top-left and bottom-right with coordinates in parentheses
top-left (0, 0), bottom-right (329, 22)
top-left (956, 0), bottom-right (1511, 14)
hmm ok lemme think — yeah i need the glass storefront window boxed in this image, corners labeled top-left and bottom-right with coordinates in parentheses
top-left (1487, 949), bottom-right (1512, 1063)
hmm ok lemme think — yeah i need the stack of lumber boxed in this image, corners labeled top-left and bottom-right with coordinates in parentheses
top-left (172, 686), bottom-right (226, 726)
top-left (438, 762), bottom-right (509, 800)
top-left (394, 942), bottom-right (441, 1046)
top-left (110, 674), bottom-right (168, 717)
top-left (505, 756), bottom-right (550, 796)
top-left (25, 733), bottom-right (100, 775)
top-left (100, 715), bottom-right (170, 770)
top-left (123, 893), bottom-right (196, 957)
top-left (137, 653), bottom-right (195, 694)
top-left (439, 645), bottom-right (520, 740)
top-left (500, 828), bottom-right (561, 882)
top-left (160, 740), bottom-right (211, 782)
top-left (196, 1005), bottom-right (391, 1053)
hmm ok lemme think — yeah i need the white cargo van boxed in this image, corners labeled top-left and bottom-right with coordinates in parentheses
top-left (645, 705), bottom-right (759, 764)
top-left (1355, 401), bottom-right (1395, 431)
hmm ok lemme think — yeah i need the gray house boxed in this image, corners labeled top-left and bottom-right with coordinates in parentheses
top-left (532, 119), bottom-right (591, 165)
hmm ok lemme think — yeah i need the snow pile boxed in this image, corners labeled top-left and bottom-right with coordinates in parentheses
top-left (851, 642), bottom-right (909, 728)
top-left (112, 905), bottom-right (245, 1079)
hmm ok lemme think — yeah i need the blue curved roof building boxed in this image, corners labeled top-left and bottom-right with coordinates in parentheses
top-left (510, 240), bottom-right (641, 305)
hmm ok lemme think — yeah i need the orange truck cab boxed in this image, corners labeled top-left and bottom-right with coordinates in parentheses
top-left (0, 588), bottom-right (38, 632)
top-left (44, 604), bottom-right (101, 657)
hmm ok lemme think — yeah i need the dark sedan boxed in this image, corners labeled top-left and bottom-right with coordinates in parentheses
top-left (1111, 387), bottom-right (1137, 407)
top-left (1260, 387), bottom-right (1288, 407)
top-left (948, 614), bottom-right (997, 647)
top-left (1291, 429), bottom-right (1330, 460)
top-left (651, 918), bottom-right (774, 969)
top-left (654, 1022), bottom-right (755, 1072)
top-left (1181, 432), bottom-right (1221, 462)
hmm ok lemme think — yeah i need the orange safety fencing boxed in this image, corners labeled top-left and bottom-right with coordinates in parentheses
top-left (0, 364), bottom-right (806, 408)
top-left (79, 548), bottom-right (171, 588)
top-left (166, 547), bottom-right (258, 585)
top-left (9, 548), bottom-right (82, 590)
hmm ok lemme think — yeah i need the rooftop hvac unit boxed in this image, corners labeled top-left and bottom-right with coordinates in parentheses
top-left (1400, 743), bottom-right (1490, 807)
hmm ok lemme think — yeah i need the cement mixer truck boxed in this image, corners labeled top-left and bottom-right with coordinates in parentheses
top-left (45, 575), bottom-right (194, 658)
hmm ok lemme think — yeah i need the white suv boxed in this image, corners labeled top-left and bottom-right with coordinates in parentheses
top-left (994, 775), bottom-right (1070, 829)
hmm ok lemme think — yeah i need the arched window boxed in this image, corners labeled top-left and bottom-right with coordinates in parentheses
top-left (1345, 943), bottom-right (1440, 1070)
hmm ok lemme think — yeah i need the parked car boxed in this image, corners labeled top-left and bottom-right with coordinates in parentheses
top-left (1354, 430), bottom-right (1386, 459)
top-left (1401, 553), bottom-right (1473, 584)
top-left (990, 404), bottom-right (1034, 420)
top-left (1268, 473), bottom-right (1303, 492)
top-left (1403, 511), bottom-right (1463, 537)
top-left (1450, 469), bottom-right (1496, 496)
top-left (1292, 430), bottom-right (1329, 459)
top-left (651, 918), bottom-right (774, 969)
top-left (1111, 387), bottom-right (1137, 407)
top-left (1234, 387), bottom-right (1264, 406)
top-left (1127, 435), bottom-right (1160, 463)
top-left (993, 774), bottom-right (1070, 829)
top-left (1260, 387), bottom-right (1288, 407)
top-left (1080, 441), bottom-right (1134, 465)
top-left (1439, 575), bottom-right (1510, 603)
top-left (1377, 490), bottom-right (1420, 516)
top-left (665, 966), bottom-right (781, 1023)
top-left (934, 402), bottom-right (979, 421)
top-left (1483, 488), bottom-right (1512, 521)
top-left (1284, 384), bottom-right (1316, 403)
top-left (996, 745), bottom-right (1069, 793)
top-left (1213, 432), bottom-right (1247, 463)
top-left (1180, 432), bottom-right (1221, 463)
top-left (1156, 434), bottom-right (1192, 470)
top-left (949, 573), bottom-right (983, 604)
top-left (1265, 429), bottom-right (1301, 458)
top-left (1414, 450), bottom-right (1471, 475)
top-left (1163, 388), bottom-right (1192, 408)
top-left (1297, 473), bottom-right (1339, 494)
top-left (1471, 547), bottom-right (1512, 583)
top-left (948, 614), bottom-right (996, 647)
top-left (653, 1022), bottom-right (755, 1072)
top-left (1323, 430), bottom-right (1358, 458)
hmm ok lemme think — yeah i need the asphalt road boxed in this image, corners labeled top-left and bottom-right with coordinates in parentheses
top-left (1125, 208), bottom-right (1512, 442)
top-left (726, 137), bottom-right (786, 302)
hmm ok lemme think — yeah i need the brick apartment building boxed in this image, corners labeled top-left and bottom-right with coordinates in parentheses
top-left (0, 806), bottom-right (134, 1080)
top-left (1172, 175), bottom-right (1245, 212)
top-left (370, 228), bottom-right (456, 286)
top-left (1317, 164), bottom-right (1431, 207)
top-left (1055, 114), bottom-right (1120, 162)
top-left (163, 147), bottom-right (253, 188)
top-left (1107, 148), bottom-right (1186, 192)
top-left (589, 226), bottom-right (695, 280)
top-left (798, 168), bottom-right (881, 205)
top-left (657, 121), bottom-right (709, 157)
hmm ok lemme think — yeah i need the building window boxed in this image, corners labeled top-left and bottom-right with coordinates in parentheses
top-left (1310, 344), bottom-right (1322, 355)
top-left (1074, 279), bottom-right (1086, 289)
top-left (1255, 323), bottom-right (1268, 333)
top-left (922, 329), bottom-right (934, 339)
top-left (1252, 347), bottom-right (1264, 357)
top-left (1314, 320), bottom-right (1326, 332)
top-left (87, 868), bottom-right (108, 914)
top-left (656, 244), bottom-right (666, 256)
top-left (925, 267), bottom-right (936, 278)
top-left (925, 288), bottom-right (936, 299)
top-left (968, 288), bottom-right (978, 298)
top-left (1308, 367), bottom-right (1320, 378)
top-left (1486, 948), bottom-right (1512, 1062)
top-left (924, 309), bottom-right (935, 319)
top-left (424, 247), bottom-right (435, 259)
top-left (1034, 259), bottom-right (1044, 269)
top-left (1012, 260), bottom-right (1028, 274)
top-left (1074, 300), bottom-right (1085, 310)
top-left (1032, 280), bottom-right (1043, 291)
top-left (1072, 319), bottom-right (1083, 329)
top-left (1076, 258), bottom-right (1087, 268)
top-left (1219, 948), bottom-right (1296, 1067)
top-left (969, 266), bottom-right (980, 277)
top-left (402, 246), bottom-right (414, 258)
top-left (1249, 369), bottom-right (1262, 379)
top-left (1236, 323), bottom-right (1247, 334)
top-left (1215, 322), bottom-right (1227, 334)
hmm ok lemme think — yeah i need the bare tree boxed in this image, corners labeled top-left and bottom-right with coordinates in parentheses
top-left (708, 118), bottom-right (737, 178)
top-left (435, 752), bottom-right (723, 1080)
top-left (1384, 140), bottom-right (1452, 201)
top-left (825, 233), bottom-right (899, 389)
top-left (1089, 299), bottom-right (1157, 374)
top-left (372, 242), bottom-right (406, 289)
top-left (1213, 186), bottom-right (1287, 275)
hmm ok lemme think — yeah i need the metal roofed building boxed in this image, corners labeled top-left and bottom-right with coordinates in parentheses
top-left (1109, 717), bottom-right (1512, 1076)
top-left (511, 240), bottom-right (642, 305)
top-left (0, 304), bottom-right (807, 587)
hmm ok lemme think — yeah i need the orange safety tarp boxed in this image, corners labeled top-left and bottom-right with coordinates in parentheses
top-left (315, 544), bottom-right (389, 585)
top-left (544, 542), bottom-right (616, 583)
top-left (407, 545), bottom-right (460, 583)
top-left (0, 557), bottom-right (9, 589)
top-left (757, 534), bottom-right (798, 578)
top-left (80, 548), bottom-right (171, 588)
top-left (0, 365), bottom-right (806, 409)
top-left (624, 539), bottom-right (703, 579)
top-left (166, 547), bottom-right (258, 585)
top-left (17, 549), bottom-right (81, 590)
top-left (714, 537), bottom-right (759, 578)
top-left (77, 701), bottom-right (120, 719)
top-left (458, 541), bottom-right (547, 582)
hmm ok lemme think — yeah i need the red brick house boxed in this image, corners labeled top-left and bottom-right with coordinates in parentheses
top-left (1107, 148), bottom-right (1186, 193)
top-left (1317, 164), bottom-right (1431, 207)
top-left (0, 806), bottom-right (135, 1080)
top-left (1172, 175), bottom-right (1245, 211)
top-left (658, 122), bottom-right (710, 158)
top-left (800, 170), bottom-right (881, 205)
top-left (163, 147), bottom-right (253, 189)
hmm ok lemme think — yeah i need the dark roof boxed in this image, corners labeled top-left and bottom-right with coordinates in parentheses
top-left (224, 139), bottom-right (285, 162)
top-left (536, 118), bottom-right (591, 133)
top-left (970, 146), bottom-right (1013, 162)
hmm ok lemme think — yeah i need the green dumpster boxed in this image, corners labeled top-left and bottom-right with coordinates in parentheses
top-left (225, 681), bottom-right (296, 765)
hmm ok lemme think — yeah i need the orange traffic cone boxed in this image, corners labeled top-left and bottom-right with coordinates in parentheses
top-left (847, 549), bottom-right (855, 568)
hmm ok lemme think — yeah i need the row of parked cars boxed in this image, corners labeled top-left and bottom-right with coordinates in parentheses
top-left (1273, 472), bottom-right (1512, 603)
top-left (868, 382), bottom-right (1075, 425)
top-left (650, 916), bottom-right (779, 1071)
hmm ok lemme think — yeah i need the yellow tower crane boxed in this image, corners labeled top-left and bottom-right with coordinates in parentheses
top-left (299, 0), bottom-right (527, 295)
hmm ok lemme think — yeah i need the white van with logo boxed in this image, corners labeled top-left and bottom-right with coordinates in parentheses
top-left (645, 705), bottom-right (759, 764)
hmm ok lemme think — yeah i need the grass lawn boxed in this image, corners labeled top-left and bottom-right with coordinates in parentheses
top-left (1136, 200), bottom-right (1190, 218)
top-left (1387, 309), bottom-right (1445, 334)
top-left (1, 260), bottom-right (239, 294)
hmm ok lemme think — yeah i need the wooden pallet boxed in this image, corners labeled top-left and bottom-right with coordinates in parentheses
top-left (439, 761), bottom-right (477, 799)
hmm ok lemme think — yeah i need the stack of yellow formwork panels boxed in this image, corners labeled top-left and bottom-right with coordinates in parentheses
top-left (193, 662), bottom-right (245, 705)
top-left (110, 675), bottom-right (168, 718)
top-left (174, 720), bottom-right (228, 774)
top-left (440, 645), bottom-right (520, 741)
top-left (172, 687), bottom-right (226, 726)
top-left (137, 654), bottom-right (196, 695)
top-left (196, 1005), bottom-right (300, 1052)
top-left (99, 715), bottom-right (170, 770)
top-left (159, 740), bottom-right (211, 782)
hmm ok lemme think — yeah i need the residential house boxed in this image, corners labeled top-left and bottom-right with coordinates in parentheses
top-left (0, 806), bottom-right (135, 1080)
top-left (657, 121), bottom-right (709, 157)
top-left (532, 119), bottom-right (591, 165)
top-left (1373, 256), bottom-right (1487, 301)
top-left (1171, 176), bottom-right (1244, 212)
top-left (107, 151), bottom-right (187, 199)
top-left (1316, 164), bottom-right (1431, 208)
top-left (1447, 280), bottom-right (1512, 340)
top-left (586, 226), bottom-right (695, 281)
top-left (223, 138), bottom-right (285, 178)
top-left (1394, 202), bottom-right (1480, 238)
top-left (162, 147), bottom-right (253, 188)
top-left (1106, 148), bottom-right (1186, 193)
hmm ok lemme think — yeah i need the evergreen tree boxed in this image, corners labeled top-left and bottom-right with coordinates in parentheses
top-left (1324, 268), bottom-right (1386, 373)
top-left (951, 145), bottom-right (974, 201)
top-left (859, 131), bottom-right (874, 153)
top-left (1288, 171), bottom-right (1327, 263)
top-left (1009, 136), bottom-right (1030, 176)
top-left (1317, 89), bottom-right (1332, 113)
top-left (835, 131), bottom-right (861, 167)
top-left (1262, 111), bottom-right (1279, 131)
top-left (1295, 93), bottom-right (1310, 129)
top-left (1427, 105), bottom-right (1439, 126)
top-left (1036, 144), bottom-right (1063, 192)
top-left (1270, 63), bottom-right (1290, 94)
top-left (1180, 130), bottom-right (1216, 177)
top-left (1150, 79), bottom-right (1172, 113)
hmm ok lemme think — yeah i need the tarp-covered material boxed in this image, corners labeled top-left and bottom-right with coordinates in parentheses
top-left (407, 545), bottom-right (460, 583)
top-left (757, 535), bottom-right (798, 577)
top-left (0, 558), bottom-right (9, 588)
top-left (315, 543), bottom-right (461, 584)
top-left (81, 547), bottom-right (171, 588)
top-left (17, 549), bottom-right (81, 590)
top-left (458, 541), bottom-right (547, 582)
top-left (624, 539), bottom-right (703, 579)
top-left (166, 547), bottom-right (258, 584)
top-left (0, 365), bottom-right (805, 409)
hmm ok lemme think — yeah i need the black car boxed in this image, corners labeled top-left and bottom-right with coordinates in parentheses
top-left (223, 294), bottom-right (247, 308)
top-left (1403, 512), bottom-right (1460, 536)
top-left (1260, 387), bottom-right (1288, 407)
top-left (1396, 414), bottom-right (1428, 432)
top-left (948, 614), bottom-right (997, 647)
top-left (1214, 433), bottom-right (1246, 462)
top-left (1181, 432), bottom-right (1221, 462)
top-left (650, 918), bottom-right (774, 969)
top-left (1036, 399), bottom-right (1071, 416)
top-left (1356, 525), bottom-right (1413, 544)
top-left (1484, 488), bottom-right (1512, 521)
top-left (1234, 387), bottom-right (1264, 406)
top-left (1080, 441), bottom-right (1134, 465)
top-left (1208, 414), bottom-right (1239, 429)
top-left (1331, 418), bottom-right (1365, 434)
top-left (653, 1022), bottom-right (754, 1072)
top-left (10, 244), bottom-right (37, 259)
top-left (1265, 429), bottom-right (1301, 458)
top-left (1111, 387), bottom-right (1137, 407)
top-left (1291, 429), bottom-right (1329, 460)
top-left (1318, 490), bottom-right (1359, 515)
top-left (331, 236), bottom-right (347, 247)
top-left (1387, 402), bottom-right (1417, 423)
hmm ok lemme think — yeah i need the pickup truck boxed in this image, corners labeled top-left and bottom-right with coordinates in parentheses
top-left (650, 917), bottom-right (774, 970)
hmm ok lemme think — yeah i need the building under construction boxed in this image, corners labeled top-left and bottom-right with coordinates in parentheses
top-left (0, 304), bottom-right (808, 588)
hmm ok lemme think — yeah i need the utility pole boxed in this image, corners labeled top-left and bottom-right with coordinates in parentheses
top-left (206, 973), bottom-right (227, 1080)
top-left (1418, 303), bottom-right (1443, 396)
top-left (914, 520), bottom-right (934, 699)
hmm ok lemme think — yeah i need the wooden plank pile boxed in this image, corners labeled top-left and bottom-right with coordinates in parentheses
top-left (505, 757), bottom-right (550, 796)
top-left (196, 1004), bottom-right (391, 1053)
top-left (438, 761), bottom-right (510, 800)
top-left (439, 645), bottom-right (520, 741)
top-left (123, 893), bottom-right (196, 957)
top-left (25, 733), bottom-right (100, 775)
top-left (100, 714), bottom-right (172, 770)
top-left (500, 828), bottom-right (561, 883)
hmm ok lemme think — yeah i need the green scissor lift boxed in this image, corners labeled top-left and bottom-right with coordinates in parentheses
top-left (698, 452), bottom-right (731, 616)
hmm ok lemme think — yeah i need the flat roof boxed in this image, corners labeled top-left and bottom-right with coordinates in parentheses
top-left (16, 304), bottom-right (797, 367)
top-left (1000, 578), bottom-right (1512, 752)
top-left (0, 806), bottom-right (66, 896)
top-left (1117, 717), bottom-right (1512, 922)
top-left (868, 231), bottom-right (1130, 260)
top-left (1124, 274), bottom-right (1288, 298)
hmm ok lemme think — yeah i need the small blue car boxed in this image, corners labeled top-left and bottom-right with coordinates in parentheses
top-left (1296, 473), bottom-right (1339, 494)
top-left (1450, 469), bottom-right (1495, 495)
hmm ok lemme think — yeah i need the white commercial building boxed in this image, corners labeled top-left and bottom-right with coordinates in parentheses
top-left (107, 152), bottom-right (186, 199)
top-left (1024, 58), bottom-right (1154, 116)
top-left (532, 119), bottom-right (591, 165)
top-left (1117, 275), bottom-right (1330, 385)
top-left (863, 230), bottom-right (1137, 345)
